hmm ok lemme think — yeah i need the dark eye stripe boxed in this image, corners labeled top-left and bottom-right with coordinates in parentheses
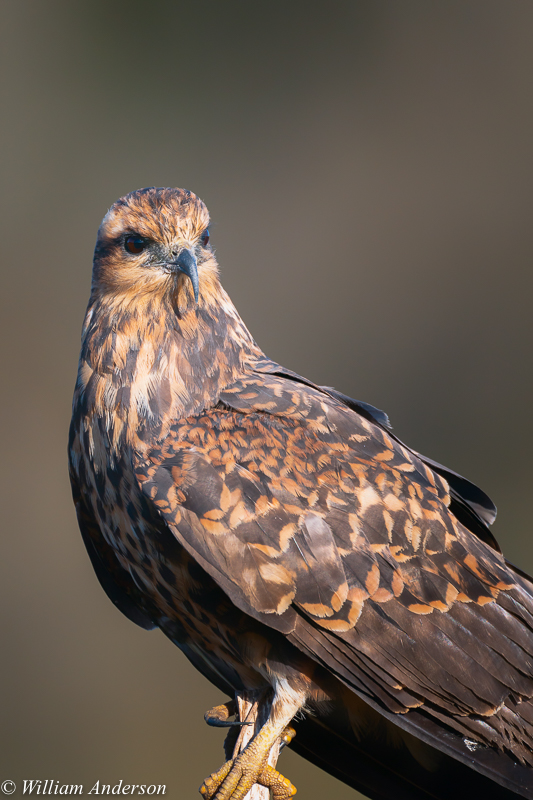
top-left (124, 235), bottom-right (148, 254)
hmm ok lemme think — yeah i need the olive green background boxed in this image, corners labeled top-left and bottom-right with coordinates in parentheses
top-left (2, 2), bottom-right (533, 798)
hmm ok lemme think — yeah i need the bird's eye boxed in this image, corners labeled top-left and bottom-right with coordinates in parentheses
top-left (200, 229), bottom-right (210, 247)
top-left (124, 235), bottom-right (148, 254)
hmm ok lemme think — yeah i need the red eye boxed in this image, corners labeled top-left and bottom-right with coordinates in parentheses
top-left (200, 229), bottom-right (210, 247)
top-left (124, 235), bottom-right (147, 254)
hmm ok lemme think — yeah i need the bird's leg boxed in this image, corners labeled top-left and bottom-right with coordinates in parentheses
top-left (231, 696), bottom-right (296, 800)
top-left (200, 682), bottom-right (303, 800)
top-left (230, 691), bottom-right (273, 800)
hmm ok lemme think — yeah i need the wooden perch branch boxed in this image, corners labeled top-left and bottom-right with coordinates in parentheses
top-left (231, 690), bottom-right (282, 800)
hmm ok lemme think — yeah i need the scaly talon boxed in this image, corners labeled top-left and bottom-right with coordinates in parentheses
top-left (200, 759), bottom-right (234, 798)
top-left (199, 752), bottom-right (297, 800)
top-left (280, 725), bottom-right (296, 747)
top-left (261, 764), bottom-right (297, 798)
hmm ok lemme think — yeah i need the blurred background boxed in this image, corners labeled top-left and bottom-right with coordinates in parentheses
top-left (1, 2), bottom-right (533, 798)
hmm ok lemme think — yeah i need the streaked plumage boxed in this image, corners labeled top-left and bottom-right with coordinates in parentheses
top-left (70, 187), bottom-right (533, 799)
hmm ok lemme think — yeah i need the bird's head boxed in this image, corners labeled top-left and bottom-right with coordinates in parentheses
top-left (92, 187), bottom-right (216, 308)
top-left (79, 187), bottom-right (259, 448)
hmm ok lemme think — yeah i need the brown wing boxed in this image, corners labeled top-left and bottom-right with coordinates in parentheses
top-left (254, 357), bottom-right (500, 547)
top-left (136, 371), bottom-right (533, 790)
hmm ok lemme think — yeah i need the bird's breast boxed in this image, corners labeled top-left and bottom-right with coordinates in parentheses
top-left (75, 297), bottom-right (255, 456)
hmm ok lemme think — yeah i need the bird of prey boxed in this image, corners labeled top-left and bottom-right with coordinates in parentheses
top-left (69, 187), bottom-right (533, 800)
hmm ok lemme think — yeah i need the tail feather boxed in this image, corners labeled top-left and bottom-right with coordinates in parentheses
top-left (290, 705), bottom-right (533, 800)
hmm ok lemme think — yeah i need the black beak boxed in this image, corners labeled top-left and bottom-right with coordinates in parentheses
top-left (168, 249), bottom-right (199, 303)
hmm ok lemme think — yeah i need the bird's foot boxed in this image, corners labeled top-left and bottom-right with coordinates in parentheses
top-left (205, 700), bottom-right (253, 728)
top-left (200, 724), bottom-right (297, 800)
top-left (199, 755), bottom-right (296, 800)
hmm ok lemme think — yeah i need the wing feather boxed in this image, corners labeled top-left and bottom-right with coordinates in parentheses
top-left (136, 370), bottom-right (533, 785)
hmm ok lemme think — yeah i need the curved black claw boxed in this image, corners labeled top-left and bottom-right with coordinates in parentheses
top-left (204, 700), bottom-right (253, 728)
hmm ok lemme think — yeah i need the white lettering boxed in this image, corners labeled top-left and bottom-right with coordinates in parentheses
top-left (23, 781), bottom-right (42, 795)
top-left (84, 781), bottom-right (165, 795)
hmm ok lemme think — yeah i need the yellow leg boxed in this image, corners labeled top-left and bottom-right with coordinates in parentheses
top-left (200, 683), bottom-right (304, 800)
top-left (200, 721), bottom-right (297, 800)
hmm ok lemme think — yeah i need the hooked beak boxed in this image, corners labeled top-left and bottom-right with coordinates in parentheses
top-left (166, 249), bottom-right (199, 303)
